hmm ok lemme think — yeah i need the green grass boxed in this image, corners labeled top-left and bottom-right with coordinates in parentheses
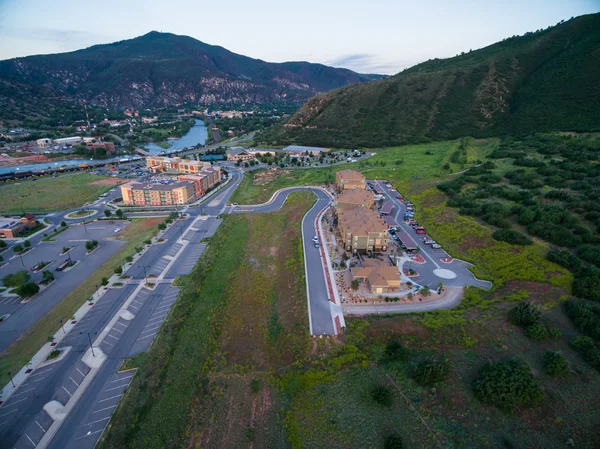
top-left (231, 139), bottom-right (497, 205)
top-left (0, 174), bottom-right (115, 213)
top-left (0, 218), bottom-right (162, 377)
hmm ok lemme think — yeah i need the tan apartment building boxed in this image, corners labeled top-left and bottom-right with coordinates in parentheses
top-left (336, 169), bottom-right (366, 191)
top-left (179, 165), bottom-right (221, 196)
top-left (146, 156), bottom-right (210, 174)
top-left (337, 207), bottom-right (388, 253)
top-left (335, 189), bottom-right (374, 210)
top-left (351, 259), bottom-right (401, 294)
top-left (120, 181), bottom-right (196, 206)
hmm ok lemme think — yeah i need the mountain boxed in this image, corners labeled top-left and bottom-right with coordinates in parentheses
top-left (260, 14), bottom-right (600, 148)
top-left (0, 31), bottom-right (384, 118)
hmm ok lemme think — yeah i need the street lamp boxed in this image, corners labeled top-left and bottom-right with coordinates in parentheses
top-left (81, 332), bottom-right (97, 357)
top-left (60, 319), bottom-right (66, 334)
top-left (7, 371), bottom-right (15, 387)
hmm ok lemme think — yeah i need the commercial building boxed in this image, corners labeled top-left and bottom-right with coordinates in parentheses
top-left (121, 165), bottom-right (221, 206)
top-left (337, 207), bottom-right (388, 253)
top-left (226, 147), bottom-right (255, 162)
top-left (351, 259), bottom-right (401, 294)
top-left (284, 145), bottom-right (329, 155)
top-left (36, 138), bottom-right (53, 148)
top-left (86, 141), bottom-right (115, 153)
top-left (335, 189), bottom-right (374, 210)
top-left (0, 214), bottom-right (37, 239)
top-left (146, 156), bottom-right (210, 174)
top-left (53, 136), bottom-right (83, 146)
top-left (336, 169), bottom-right (366, 191)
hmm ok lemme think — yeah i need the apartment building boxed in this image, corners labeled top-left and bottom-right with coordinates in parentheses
top-left (335, 169), bottom-right (366, 191)
top-left (178, 166), bottom-right (221, 196)
top-left (351, 259), bottom-right (401, 294)
top-left (120, 180), bottom-right (196, 206)
top-left (337, 207), bottom-right (388, 253)
top-left (86, 141), bottom-right (115, 153)
top-left (335, 189), bottom-right (374, 210)
top-left (146, 156), bottom-right (210, 174)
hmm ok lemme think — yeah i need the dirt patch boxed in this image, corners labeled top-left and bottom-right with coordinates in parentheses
top-left (252, 168), bottom-right (291, 186)
top-left (87, 178), bottom-right (124, 186)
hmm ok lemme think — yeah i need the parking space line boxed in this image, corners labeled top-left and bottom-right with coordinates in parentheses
top-left (3, 396), bottom-right (30, 408)
top-left (106, 334), bottom-right (119, 341)
top-left (83, 416), bottom-right (111, 427)
top-left (111, 374), bottom-right (134, 383)
top-left (75, 427), bottom-right (106, 440)
top-left (76, 368), bottom-right (86, 377)
top-left (25, 433), bottom-right (36, 447)
top-left (111, 327), bottom-right (124, 334)
top-left (104, 383), bottom-right (129, 392)
top-left (114, 322), bottom-right (127, 328)
top-left (132, 299), bottom-right (143, 306)
top-left (29, 367), bottom-right (52, 378)
top-left (129, 304), bottom-right (139, 310)
top-left (98, 394), bottom-right (122, 403)
top-left (0, 408), bottom-right (19, 418)
top-left (140, 324), bottom-right (161, 335)
top-left (92, 405), bottom-right (117, 414)
top-left (35, 420), bottom-right (46, 433)
top-left (62, 386), bottom-right (73, 397)
top-left (10, 386), bottom-right (36, 398)
top-left (102, 340), bottom-right (115, 347)
top-left (147, 313), bottom-right (168, 324)
top-left (70, 376), bottom-right (80, 387)
top-left (137, 333), bottom-right (156, 341)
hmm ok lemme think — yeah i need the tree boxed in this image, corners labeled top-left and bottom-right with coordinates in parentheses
top-left (543, 351), bottom-right (569, 376)
top-left (158, 223), bottom-right (167, 230)
top-left (384, 434), bottom-right (404, 449)
top-left (509, 301), bottom-right (540, 326)
top-left (474, 359), bottom-right (543, 409)
top-left (101, 277), bottom-right (109, 286)
top-left (85, 240), bottom-right (98, 251)
top-left (0, 240), bottom-right (7, 248)
top-left (3, 270), bottom-right (31, 287)
top-left (42, 270), bottom-right (55, 284)
top-left (371, 385), bottom-right (393, 407)
top-left (421, 285), bottom-right (431, 296)
top-left (24, 240), bottom-right (31, 248)
top-left (104, 209), bottom-right (112, 217)
top-left (13, 243), bottom-right (24, 253)
top-left (16, 282), bottom-right (40, 298)
top-left (413, 357), bottom-right (450, 386)
top-left (114, 266), bottom-right (123, 275)
top-left (61, 221), bottom-right (67, 227)
top-left (384, 340), bottom-right (408, 362)
top-left (351, 279), bottom-right (360, 290)
top-left (115, 209), bottom-right (124, 219)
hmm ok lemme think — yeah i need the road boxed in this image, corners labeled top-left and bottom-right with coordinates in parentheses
top-left (374, 180), bottom-right (492, 290)
top-left (0, 168), bottom-right (244, 449)
top-left (234, 187), bottom-right (336, 335)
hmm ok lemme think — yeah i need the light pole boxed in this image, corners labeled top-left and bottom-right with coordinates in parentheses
top-left (82, 220), bottom-right (88, 235)
top-left (81, 332), bottom-right (96, 357)
top-left (66, 247), bottom-right (72, 264)
top-left (7, 371), bottom-right (15, 387)
top-left (60, 319), bottom-right (66, 334)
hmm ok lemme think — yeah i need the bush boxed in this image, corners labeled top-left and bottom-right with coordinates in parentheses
top-left (526, 323), bottom-right (549, 341)
top-left (3, 270), bottom-right (31, 287)
top-left (60, 220), bottom-right (67, 227)
top-left (474, 359), bottom-right (543, 409)
top-left (584, 348), bottom-right (600, 370)
top-left (101, 277), bottom-right (109, 286)
top-left (371, 385), bottom-right (393, 407)
top-left (114, 266), bottom-right (123, 275)
top-left (413, 357), bottom-right (450, 386)
top-left (563, 300), bottom-right (600, 341)
top-left (158, 223), bottom-right (167, 230)
top-left (85, 240), bottom-right (99, 251)
top-left (16, 282), bottom-right (40, 298)
top-left (543, 351), bottom-right (569, 376)
top-left (570, 336), bottom-right (595, 351)
top-left (493, 229), bottom-right (533, 245)
top-left (384, 434), bottom-right (404, 449)
top-left (384, 340), bottom-right (408, 362)
top-left (509, 301), bottom-right (541, 326)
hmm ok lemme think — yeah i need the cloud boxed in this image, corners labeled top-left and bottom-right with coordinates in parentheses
top-left (0, 27), bottom-right (114, 54)
top-left (324, 53), bottom-right (414, 75)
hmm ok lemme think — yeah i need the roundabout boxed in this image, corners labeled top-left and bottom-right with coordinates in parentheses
top-left (64, 209), bottom-right (97, 220)
top-left (433, 268), bottom-right (457, 279)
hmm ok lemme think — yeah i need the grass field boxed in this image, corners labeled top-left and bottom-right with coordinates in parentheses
top-left (100, 192), bottom-right (315, 449)
top-left (230, 138), bottom-right (497, 205)
top-left (0, 218), bottom-right (162, 377)
top-left (0, 173), bottom-right (115, 213)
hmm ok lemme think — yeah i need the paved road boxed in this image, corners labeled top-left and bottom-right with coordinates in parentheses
top-left (234, 187), bottom-right (336, 335)
top-left (0, 169), bottom-right (244, 449)
top-left (375, 180), bottom-right (492, 290)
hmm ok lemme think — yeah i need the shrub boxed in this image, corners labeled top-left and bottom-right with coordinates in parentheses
top-left (384, 340), bottom-right (408, 362)
top-left (101, 277), bottom-right (109, 286)
top-left (584, 348), bottom-right (600, 370)
top-left (509, 301), bottom-right (541, 326)
top-left (251, 379), bottom-right (261, 394)
top-left (104, 209), bottom-right (112, 217)
top-left (474, 359), bottom-right (542, 409)
top-left (384, 433), bottom-right (404, 449)
top-left (570, 336), bottom-right (595, 351)
top-left (3, 270), bottom-right (31, 287)
top-left (158, 223), bottom-right (167, 230)
top-left (493, 229), bottom-right (533, 245)
top-left (60, 220), bottom-right (67, 227)
top-left (563, 300), bottom-right (600, 341)
top-left (413, 357), bottom-right (450, 386)
top-left (16, 282), bottom-right (40, 298)
top-left (543, 351), bottom-right (569, 376)
top-left (527, 323), bottom-right (549, 341)
top-left (351, 279), bottom-right (359, 290)
top-left (371, 385), bottom-right (393, 407)
top-left (114, 266), bottom-right (123, 275)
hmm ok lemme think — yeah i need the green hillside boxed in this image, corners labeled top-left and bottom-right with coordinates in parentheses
top-left (258, 14), bottom-right (600, 148)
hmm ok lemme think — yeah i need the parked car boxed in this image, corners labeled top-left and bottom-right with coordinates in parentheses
top-left (314, 242), bottom-right (320, 248)
top-left (114, 227), bottom-right (121, 233)
top-left (312, 236), bottom-right (319, 242)
top-left (432, 243), bottom-right (441, 249)
top-left (424, 239), bottom-right (435, 245)
top-left (415, 227), bottom-right (426, 235)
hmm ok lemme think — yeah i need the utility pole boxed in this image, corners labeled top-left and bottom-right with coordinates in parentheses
top-left (86, 332), bottom-right (95, 357)
top-left (7, 371), bottom-right (15, 387)
top-left (60, 319), bottom-right (66, 334)
top-left (82, 220), bottom-right (88, 235)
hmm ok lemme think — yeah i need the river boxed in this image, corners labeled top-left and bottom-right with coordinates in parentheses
top-left (0, 119), bottom-right (208, 175)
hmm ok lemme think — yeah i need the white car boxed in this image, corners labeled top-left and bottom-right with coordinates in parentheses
top-left (432, 243), bottom-right (441, 249)
top-left (424, 239), bottom-right (435, 245)
top-left (312, 236), bottom-right (319, 242)
top-left (114, 227), bottom-right (122, 233)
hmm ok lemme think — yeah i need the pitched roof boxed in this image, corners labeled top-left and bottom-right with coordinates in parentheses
top-left (351, 259), bottom-right (399, 287)
top-left (336, 169), bottom-right (365, 182)
top-left (335, 189), bottom-right (374, 206)
top-left (338, 207), bottom-right (386, 236)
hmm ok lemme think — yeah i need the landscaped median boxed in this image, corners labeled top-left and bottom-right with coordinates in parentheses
top-left (0, 218), bottom-right (164, 377)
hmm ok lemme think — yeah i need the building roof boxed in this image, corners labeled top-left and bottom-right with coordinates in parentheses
top-left (396, 231), bottom-right (418, 250)
top-left (0, 217), bottom-right (21, 229)
top-left (336, 169), bottom-right (365, 182)
top-left (351, 259), bottom-right (399, 288)
top-left (338, 207), bottom-right (387, 236)
top-left (336, 189), bottom-right (374, 206)
top-left (383, 216), bottom-right (398, 227)
top-left (284, 145), bottom-right (328, 153)
top-left (380, 202), bottom-right (393, 215)
top-left (124, 180), bottom-right (193, 192)
top-left (226, 146), bottom-right (249, 156)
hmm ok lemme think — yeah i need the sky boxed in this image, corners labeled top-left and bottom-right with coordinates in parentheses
top-left (0, 0), bottom-right (598, 74)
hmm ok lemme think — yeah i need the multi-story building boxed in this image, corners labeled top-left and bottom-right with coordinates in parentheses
top-left (86, 141), bottom-right (115, 153)
top-left (335, 189), bottom-right (374, 210)
top-left (336, 169), bottom-right (366, 191)
top-left (146, 156), bottom-right (210, 174)
top-left (121, 165), bottom-right (221, 206)
top-left (0, 214), bottom-right (37, 239)
top-left (337, 207), bottom-right (388, 253)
